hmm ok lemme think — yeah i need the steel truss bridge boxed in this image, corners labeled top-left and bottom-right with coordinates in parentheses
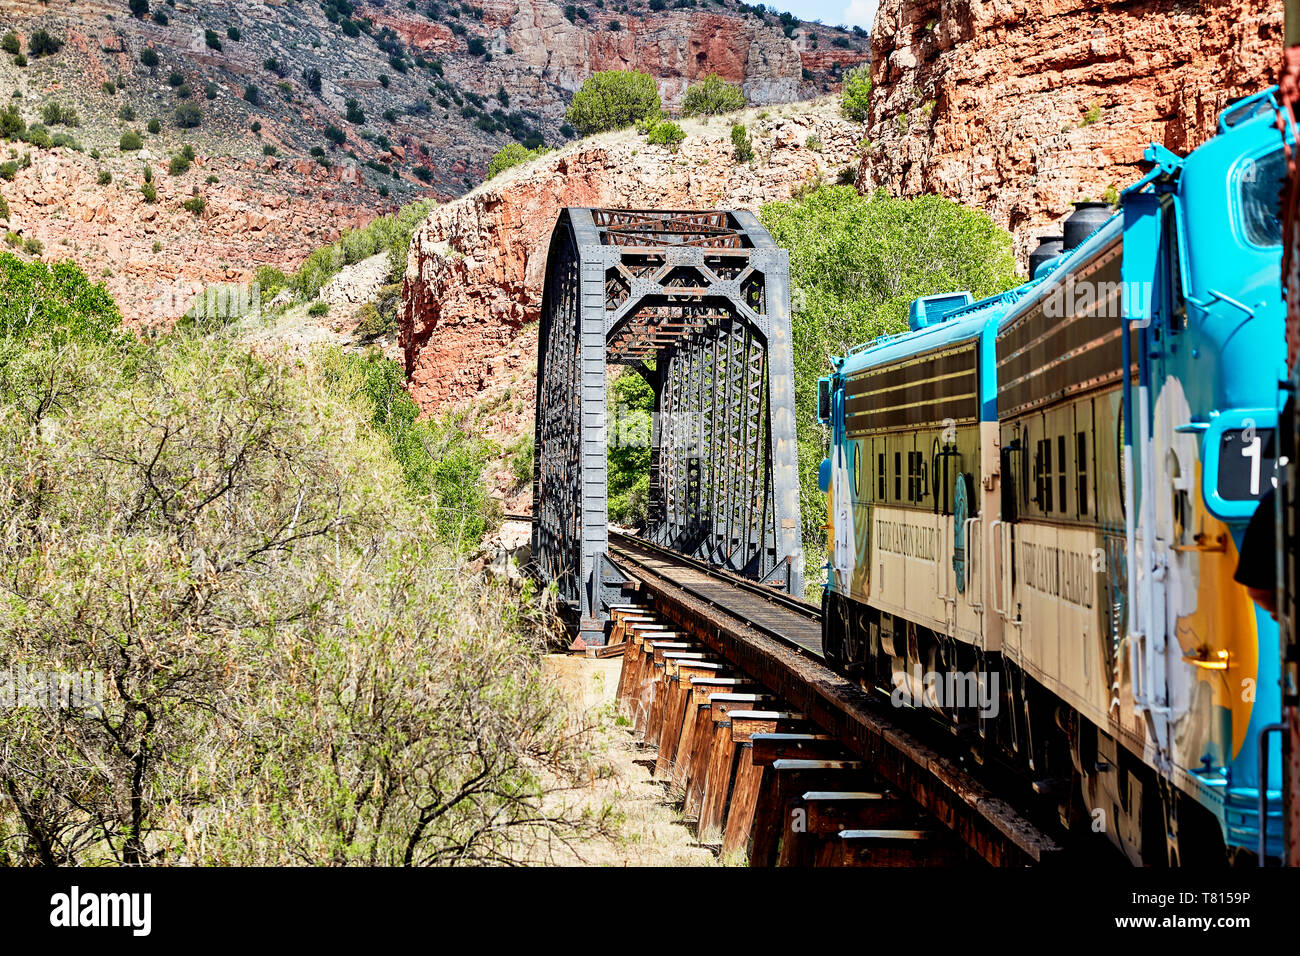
top-left (531, 208), bottom-right (804, 646)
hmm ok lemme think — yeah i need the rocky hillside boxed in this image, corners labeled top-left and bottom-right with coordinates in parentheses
top-left (0, 0), bottom-right (868, 202)
top-left (858, 0), bottom-right (1282, 259)
top-left (401, 95), bottom-right (859, 414)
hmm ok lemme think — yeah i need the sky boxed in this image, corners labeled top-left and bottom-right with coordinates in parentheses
top-left (775, 0), bottom-right (880, 31)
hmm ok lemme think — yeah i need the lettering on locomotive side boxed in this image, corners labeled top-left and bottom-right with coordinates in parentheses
top-left (874, 518), bottom-right (937, 561)
top-left (1019, 540), bottom-right (1095, 609)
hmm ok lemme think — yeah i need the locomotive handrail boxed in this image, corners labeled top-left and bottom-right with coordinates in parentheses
top-left (989, 519), bottom-right (1007, 620)
top-left (964, 516), bottom-right (981, 608)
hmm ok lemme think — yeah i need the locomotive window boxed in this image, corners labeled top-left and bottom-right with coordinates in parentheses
top-left (1058, 434), bottom-right (1067, 515)
top-left (878, 453), bottom-right (885, 500)
top-left (894, 451), bottom-right (902, 501)
top-left (1077, 431), bottom-right (1088, 517)
top-left (1035, 437), bottom-right (1054, 513)
top-left (1240, 147), bottom-right (1285, 248)
top-left (1043, 439), bottom-right (1053, 512)
top-left (817, 378), bottom-right (831, 424)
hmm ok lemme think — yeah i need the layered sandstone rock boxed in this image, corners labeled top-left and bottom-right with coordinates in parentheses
top-left (0, 147), bottom-right (372, 323)
top-left (859, 0), bottom-right (1282, 261)
top-left (401, 97), bottom-right (859, 412)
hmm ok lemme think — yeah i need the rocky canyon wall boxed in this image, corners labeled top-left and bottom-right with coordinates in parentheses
top-left (859, 0), bottom-right (1283, 261)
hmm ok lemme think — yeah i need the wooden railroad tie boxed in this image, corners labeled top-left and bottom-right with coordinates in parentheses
top-left (748, 758), bottom-right (873, 867)
top-left (654, 660), bottom-right (731, 781)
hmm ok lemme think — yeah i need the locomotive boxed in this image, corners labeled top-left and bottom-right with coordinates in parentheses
top-left (816, 89), bottom-right (1290, 864)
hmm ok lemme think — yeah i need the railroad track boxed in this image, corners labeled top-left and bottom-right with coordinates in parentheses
top-left (500, 516), bottom-right (1065, 865)
top-left (601, 530), bottom-right (1065, 867)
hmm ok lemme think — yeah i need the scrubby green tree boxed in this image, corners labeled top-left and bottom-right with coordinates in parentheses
top-left (646, 119), bottom-right (685, 150)
top-left (564, 69), bottom-right (661, 135)
top-left (487, 142), bottom-right (549, 179)
top-left (841, 64), bottom-right (872, 122)
top-left (760, 186), bottom-right (1020, 563)
top-left (681, 73), bottom-right (746, 117)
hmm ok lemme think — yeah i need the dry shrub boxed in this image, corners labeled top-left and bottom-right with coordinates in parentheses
top-left (0, 333), bottom-right (608, 865)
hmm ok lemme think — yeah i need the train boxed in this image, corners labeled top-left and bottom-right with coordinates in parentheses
top-left (816, 88), bottom-right (1290, 865)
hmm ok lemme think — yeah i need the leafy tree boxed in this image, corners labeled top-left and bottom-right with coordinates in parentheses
top-left (119, 129), bottom-right (144, 151)
top-left (841, 64), bottom-right (871, 122)
top-left (0, 253), bottom-right (123, 348)
top-left (139, 46), bottom-right (159, 69)
top-left (760, 186), bottom-right (1020, 557)
top-left (682, 73), bottom-right (746, 117)
top-left (324, 124), bottom-right (346, 147)
top-left (204, 29), bottom-right (222, 51)
top-left (147, 117), bottom-right (162, 134)
top-left (564, 70), bottom-right (661, 135)
top-left (243, 84), bottom-right (262, 106)
top-left (128, 0), bottom-right (149, 17)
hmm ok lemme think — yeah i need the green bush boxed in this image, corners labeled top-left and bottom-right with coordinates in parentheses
top-left (1, 32), bottom-right (19, 56)
top-left (487, 142), bottom-right (550, 179)
top-left (24, 125), bottom-right (52, 150)
top-left (41, 102), bottom-right (78, 127)
top-left (204, 29), bottom-right (222, 51)
top-left (760, 186), bottom-right (1019, 556)
top-left (0, 192), bottom-right (7, 220)
top-left (840, 64), bottom-right (871, 122)
top-left (168, 152), bottom-right (191, 175)
top-left (147, 118), bottom-right (161, 134)
top-left (183, 195), bottom-right (205, 216)
top-left (173, 103), bottom-right (202, 128)
top-left (117, 103), bottom-right (137, 122)
top-left (27, 29), bottom-right (62, 58)
top-left (730, 122), bottom-right (753, 163)
top-left (564, 69), bottom-right (661, 135)
top-left (97, 169), bottom-right (112, 185)
top-left (139, 47), bottom-right (159, 69)
top-left (646, 119), bottom-right (685, 150)
top-left (140, 180), bottom-right (157, 203)
top-left (254, 264), bottom-right (289, 298)
top-left (0, 105), bottom-right (25, 140)
top-left (607, 370), bottom-right (652, 527)
top-left (0, 253), bottom-right (123, 347)
top-left (0, 161), bottom-right (17, 181)
top-left (681, 73), bottom-right (746, 117)
top-left (307, 299), bottom-right (329, 317)
top-left (292, 198), bottom-right (434, 298)
top-left (318, 347), bottom-right (496, 547)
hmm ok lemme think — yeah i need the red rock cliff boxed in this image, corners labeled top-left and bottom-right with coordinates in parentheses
top-left (858, 0), bottom-right (1282, 261)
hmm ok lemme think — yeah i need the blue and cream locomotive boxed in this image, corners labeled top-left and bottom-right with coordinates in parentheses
top-left (817, 89), bottom-right (1289, 864)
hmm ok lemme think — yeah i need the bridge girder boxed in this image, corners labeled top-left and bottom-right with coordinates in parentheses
top-left (532, 208), bottom-right (803, 645)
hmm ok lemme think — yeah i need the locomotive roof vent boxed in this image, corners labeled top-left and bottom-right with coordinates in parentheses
top-left (1064, 200), bottom-right (1113, 252)
top-left (1029, 235), bottom-right (1065, 278)
top-left (907, 291), bottom-right (973, 332)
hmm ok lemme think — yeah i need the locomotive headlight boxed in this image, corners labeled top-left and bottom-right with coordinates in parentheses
top-left (1199, 408), bottom-right (1278, 521)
